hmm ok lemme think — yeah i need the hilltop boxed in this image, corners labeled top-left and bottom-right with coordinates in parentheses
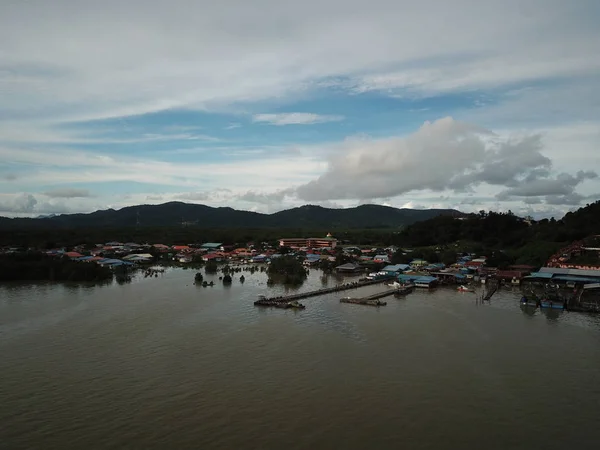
top-left (0, 202), bottom-right (462, 230)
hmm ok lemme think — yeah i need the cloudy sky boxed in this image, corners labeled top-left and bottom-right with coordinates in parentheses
top-left (1, 0), bottom-right (599, 218)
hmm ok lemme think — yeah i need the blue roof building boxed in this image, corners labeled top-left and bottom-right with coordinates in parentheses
top-left (382, 264), bottom-right (410, 274)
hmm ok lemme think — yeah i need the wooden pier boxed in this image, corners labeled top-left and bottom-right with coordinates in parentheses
top-left (482, 280), bottom-right (499, 301)
top-left (339, 286), bottom-right (414, 306)
top-left (340, 297), bottom-right (387, 306)
top-left (256, 276), bottom-right (395, 306)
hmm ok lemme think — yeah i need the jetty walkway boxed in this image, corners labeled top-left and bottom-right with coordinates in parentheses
top-left (256, 276), bottom-right (394, 306)
top-left (339, 285), bottom-right (414, 306)
top-left (482, 280), bottom-right (499, 301)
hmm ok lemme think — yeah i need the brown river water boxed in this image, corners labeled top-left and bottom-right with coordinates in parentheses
top-left (1, 267), bottom-right (600, 450)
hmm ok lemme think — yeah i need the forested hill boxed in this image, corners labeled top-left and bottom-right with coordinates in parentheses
top-left (393, 201), bottom-right (600, 266)
top-left (0, 202), bottom-right (462, 230)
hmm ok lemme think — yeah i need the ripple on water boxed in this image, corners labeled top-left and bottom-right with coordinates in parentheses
top-left (1, 269), bottom-right (600, 450)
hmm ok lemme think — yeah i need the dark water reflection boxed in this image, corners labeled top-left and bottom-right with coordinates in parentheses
top-left (1, 268), bottom-right (600, 450)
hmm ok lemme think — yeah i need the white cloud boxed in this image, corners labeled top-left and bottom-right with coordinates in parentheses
top-left (0, 193), bottom-right (37, 213)
top-left (295, 117), bottom-right (599, 206)
top-left (0, 142), bottom-right (323, 191)
top-left (252, 113), bottom-right (344, 125)
top-left (2, 0), bottom-right (597, 126)
top-left (1, 1), bottom-right (599, 217)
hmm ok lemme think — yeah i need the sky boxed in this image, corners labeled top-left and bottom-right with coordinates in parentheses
top-left (1, 0), bottom-right (599, 219)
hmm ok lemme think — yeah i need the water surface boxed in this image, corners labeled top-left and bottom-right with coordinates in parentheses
top-left (2, 268), bottom-right (599, 449)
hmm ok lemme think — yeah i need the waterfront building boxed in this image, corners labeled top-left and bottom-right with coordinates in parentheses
top-left (381, 264), bottom-right (410, 276)
top-left (279, 233), bottom-right (337, 249)
top-left (335, 263), bottom-right (363, 273)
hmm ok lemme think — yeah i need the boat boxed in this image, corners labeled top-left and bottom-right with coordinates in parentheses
top-left (520, 296), bottom-right (538, 308)
top-left (540, 299), bottom-right (565, 310)
top-left (286, 300), bottom-right (306, 309)
top-left (457, 285), bottom-right (474, 292)
top-left (367, 271), bottom-right (389, 280)
top-left (387, 281), bottom-right (402, 288)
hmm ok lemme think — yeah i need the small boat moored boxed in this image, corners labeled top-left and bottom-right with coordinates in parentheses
top-left (540, 299), bottom-right (565, 310)
top-left (457, 285), bottom-right (475, 292)
top-left (520, 296), bottom-right (538, 308)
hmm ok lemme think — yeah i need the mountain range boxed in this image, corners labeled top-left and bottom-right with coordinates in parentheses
top-left (0, 202), bottom-right (463, 230)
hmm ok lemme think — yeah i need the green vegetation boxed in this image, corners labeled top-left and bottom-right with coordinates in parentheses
top-left (0, 202), bottom-right (459, 231)
top-left (390, 202), bottom-right (600, 267)
top-left (267, 256), bottom-right (308, 285)
top-left (204, 261), bottom-right (218, 274)
top-left (0, 253), bottom-right (113, 282)
top-left (1, 202), bottom-right (598, 272)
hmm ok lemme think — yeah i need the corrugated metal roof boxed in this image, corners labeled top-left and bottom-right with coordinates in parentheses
top-left (415, 276), bottom-right (437, 283)
top-left (539, 267), bottom-right (600, 277)
top-left (527, 272), bottom-right (554, 279)
top-left (553, 275), bottom-right (600, 283)
top-left (201, 242), bottom-right (223, 248)
top-left (382, 264), bottom-right (408, 272)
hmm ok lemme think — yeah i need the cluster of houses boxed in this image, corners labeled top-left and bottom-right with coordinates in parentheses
top-left (546, 238), bottom-right (600, 271)
top-left (336, 254), bottom-right (488, 288)
top-left (12, 233), bottom-right (600, 295)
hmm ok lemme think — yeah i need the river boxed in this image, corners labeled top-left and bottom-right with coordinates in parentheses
top-left (1, 267), bottom-right (600, 449)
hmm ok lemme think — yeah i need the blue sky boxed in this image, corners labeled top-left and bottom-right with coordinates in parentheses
top-left (1, 0), bottom-right (599, 218)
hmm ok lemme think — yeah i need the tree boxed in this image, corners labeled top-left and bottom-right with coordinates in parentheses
top-left (440, 249), bottom-right (458, 266)
top-left (391, 250), bottom-right (411, 265)
top-left (268, 255), bottom-right (308, 285)
top-left (205, 261), bottom-right (218, 274)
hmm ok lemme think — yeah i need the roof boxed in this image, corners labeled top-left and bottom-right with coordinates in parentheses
top-left (432, 272), bottom-right (466, 279)
top-left (336, 263), bottom-right (361, 270)
top-left (539, 267), bottom-right (600, 277)
top-left (382, 264), bottom-right (409, 272)
top-left (415, 276), bottom-right (437, 283)
top-left (465, 260), bottom-right (485, 266)
top-left (527, 272), bottom-right (554, 279)
top-left (374, 254), bottom-right (390, 260)
top-left (126, 255), bottom-right (153, 261)
top-left (553, 275), bottom-right (600, 283)
top-left (98, 258), bottom-right (129, 265)
top-left (201, 242), bottom-right (222, 248)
